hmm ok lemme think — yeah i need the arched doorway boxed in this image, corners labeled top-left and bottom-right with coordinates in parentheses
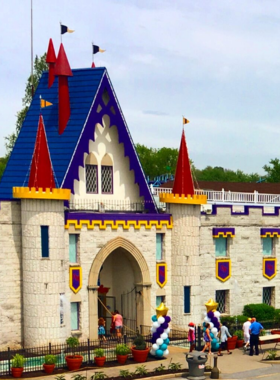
top-left (88, 237), bottom-right (151, 339)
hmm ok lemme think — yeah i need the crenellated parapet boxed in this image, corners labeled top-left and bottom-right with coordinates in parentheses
top-left (159, 192), bottom-right (207, 205)
top-left (13, 187), bottom-right (71, 200)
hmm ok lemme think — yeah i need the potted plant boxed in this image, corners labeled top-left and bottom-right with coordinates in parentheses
top-left (11, 354), bottom-right (25, 378)
top-left (43, 354), bottom-right (57, 374)
top-left (131, 334), bottom-right (150, 363)
top-left (65, 337), bottom-right (83, 371)
top-left (115, 344), bottom-right (131, 364)
top-left (94, 348), bottom-right (106, 367)
top-left (227, 335), bottom-right (238, 350)
top-left (234, 330), bottom-right (244, 348)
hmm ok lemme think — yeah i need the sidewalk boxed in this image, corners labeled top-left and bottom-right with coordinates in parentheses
top-left (17, 344), bottom-right (279, 380)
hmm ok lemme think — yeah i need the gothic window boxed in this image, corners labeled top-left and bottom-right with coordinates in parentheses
top-left (101, 154), bottom-right (113, 194)
top-left (85, 153), bottom-right (98, 193)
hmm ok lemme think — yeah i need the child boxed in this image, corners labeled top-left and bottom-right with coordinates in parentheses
top-left (98, 317), bottom-right (106, 341)
top-left (188, 322), bottom-right (196, 352)
top-left (201, 323), bottom-right (212, 354)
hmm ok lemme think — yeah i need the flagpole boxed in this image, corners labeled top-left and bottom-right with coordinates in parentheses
top-left (31, 0), bottom-right (34, 97)
top-left (60, 22), bottom-right (62, 43)
top-left (92, 41), bottom-right (94, 66)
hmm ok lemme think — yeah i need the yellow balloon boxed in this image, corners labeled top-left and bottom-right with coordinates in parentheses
top-left (205, 299), bottom-right (218, 313)
top-left (156, 303), bottom-right (169, 318)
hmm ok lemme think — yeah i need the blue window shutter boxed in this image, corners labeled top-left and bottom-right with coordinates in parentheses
top-left (156, 234), bottom-right (162, 260)
top-left (41, 226), bottom-right (49, 258)
top-left (71, 302), bottom-right (79, 330)
top-left (69, 235), bottom-right (77, 262)
top-left (184, 286), bottom-right (191, 313)
top-left (263, 237), bottom-right (272, 255)
top-left (215, 237), bottom-right (227, 257)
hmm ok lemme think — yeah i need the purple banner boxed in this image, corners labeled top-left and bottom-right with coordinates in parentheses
top-left (216, 260), bottom-right (231, 282)
top-left (70, 267), bottom-right (82, 293)
top-left (263, 258), bottom-right (277, 280)
top-left (156, 263), bottom-right (167, 288)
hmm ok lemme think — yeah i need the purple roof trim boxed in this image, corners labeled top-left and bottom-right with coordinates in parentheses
top-left (62, 71), bottom-right (157, 213)
top-left (260, 228), bottom-right (280, 235)
top-left (65, 212), bottom-right (171, 224)
top-left (213, 227), bottom-right (235, 236)
top-left (202, 205), bottom-right (280, 216)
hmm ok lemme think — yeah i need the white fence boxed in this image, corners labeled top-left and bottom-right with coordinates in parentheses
top-left (152, 187), bottom-right (280, 205)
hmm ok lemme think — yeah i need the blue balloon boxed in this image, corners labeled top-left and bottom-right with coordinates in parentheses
top-left (165, 316), bottom-right (171, 323)
top-left (210, 333), bottom-right (214, 338)
top-left (215, 343), bottom-right (220, 350)
top-left (156, 349), bottom-right (163, 357)
top-left (212, 338), bottom-right (217, 345)
top-left (161, 322), bottom-right (168, 329)
top-left (152, 315), bottom-right (158, 322)
top-left (151, 337), bottom-right (157, 344)
top-left (160, 344), bottom-right (167, 351)
top-left (152, 332), bottom-right (160, 339)
top-left (157, 327), bottom-right (164, 335)
top-left (164, 338), bottom-right (170, 345)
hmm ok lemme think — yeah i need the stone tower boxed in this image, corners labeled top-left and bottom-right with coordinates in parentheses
top-left (160, 130), bottom-right (207, 327)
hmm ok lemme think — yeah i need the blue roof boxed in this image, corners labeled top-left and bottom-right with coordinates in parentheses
top-left (0, 68), bottom-right (106, 199)
top-left (0, 67), bottom-right (157, 212)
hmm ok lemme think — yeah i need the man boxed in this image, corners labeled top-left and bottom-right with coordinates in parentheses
top-left (249, 317), bottom-right (263, 356)
top-left (243, 318), bottom-right (252, 351)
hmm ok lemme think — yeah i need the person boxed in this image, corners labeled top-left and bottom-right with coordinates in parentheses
top-left (218, 322), bottom-right (232, 356)
top-left (243, 318), bottom-right (252, 351)
top-left (114, 310), bottom-right (123, 340)
top-left (188, 322), bottom-right (196, 352)
top-left (201, 323), bottom-right (212, 354)
top-left (98, 317), bottom-right (106, 341)
top-left (110, 311), bottom-right (116, 336)
top-left (249, 317), bottom-right (263, 356)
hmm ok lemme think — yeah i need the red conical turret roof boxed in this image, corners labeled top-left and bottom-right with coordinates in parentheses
top-left (28, 115), bottom-right (55, 190)
top-left (54, 43), bottom-right (73, 77)
top-left (172, 129), bottom-right (194, 196)
top-left (46, 38), bottom-right (56, 63)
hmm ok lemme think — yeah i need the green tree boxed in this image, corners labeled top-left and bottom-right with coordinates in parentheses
top-left (263, 158), bottom-right (280, 182)
top-left (5, 54), bottom-right (48, 157)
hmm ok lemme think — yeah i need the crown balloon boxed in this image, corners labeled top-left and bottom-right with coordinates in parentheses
top-left (156, 303), bottom-right (169, 318)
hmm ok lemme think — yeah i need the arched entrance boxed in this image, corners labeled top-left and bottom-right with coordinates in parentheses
top-left (88, 237), bottom-right (151, 339)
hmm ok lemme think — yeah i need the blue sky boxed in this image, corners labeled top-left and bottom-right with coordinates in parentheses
top-left (1, 0), bottom-right (280, 174)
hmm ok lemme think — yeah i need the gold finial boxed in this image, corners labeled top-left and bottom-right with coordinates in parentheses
top-left (156, 303), bottom-right (169, 318)
top-left (205, 299), bottom-right (218, 313)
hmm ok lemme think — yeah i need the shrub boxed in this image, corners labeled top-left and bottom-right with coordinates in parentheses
top-left (11, 354), bottom-right (25, 368)
top-left (133, 334), bottom-right (147, 350)
top-left (44, 354), bottom-right (57, 365)
top-left (134, 365), bottom-right (148, 376)
top-left (234, 330), bottom-right (243, 340)
top-left (66, 336), bottom-right (79, 357)
top-left (154, 364), bottom-right (166, 372)
top-left (266, 350), bottom-right (277, 360)
top-left (116, 344), bottom-right (131, 356)
top-left (243, 304), bottom-right (275, 321)
top-left (94, 348), bottom-right (105, 358)
top-left (119, 370), bottom-right (133, 378)
top-left (168, 362), bottom-right (182, 370)
top-left (72, 375), bottom-right (87, 380)
top-left (274, 309), bottom-right (280, 324)
top-left (91, 372), bottom-right (108, 380)
top-left (55, 376), bottom-right (66, 380)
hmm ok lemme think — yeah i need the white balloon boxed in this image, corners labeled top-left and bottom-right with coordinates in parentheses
top-left (153, 322), bottom-right (160, 328)
top-left (150, 349), bottom-right (156, 356)
top-left (203, 311), bottom-right (207, 316)
top-left (204, 317), bottom-right (210, 322)
top-left (211, 327), bottom-right (218, 335)
top-left (161, 333), bottom-right (168, 340)
top-left (209, 322), bottom-right (214, 329)
top-left (164, 327), bottom-right (170, 334)
top-left (163, 349), bottom-right (169, 356)
top-left (158, 316), bottom-right (165, 324)
top-left (152, 343), bottom-right (159, 350)
top-left (214, 311), bottom-right (221, 318)
top-left (151, 326), bottom-right (157, 333)
top-left (156, 338), bottom-right (164, 346)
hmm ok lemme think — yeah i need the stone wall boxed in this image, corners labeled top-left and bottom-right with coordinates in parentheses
top-left (200, 205), bottom-right (280, 316)
top-left (0, 201), bottom-right (22, 349)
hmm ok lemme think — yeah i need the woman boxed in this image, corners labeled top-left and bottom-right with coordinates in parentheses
top-left (201, 323), bottom-right (212, 354)
top-left (218, 322), bottom-right (232, 356)
top-left (113, 310), bottom-right (123, 340)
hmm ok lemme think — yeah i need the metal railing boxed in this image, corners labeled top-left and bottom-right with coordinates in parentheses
top-left (68, 199), bottom-right (146, 212)
top-left (153, 187), bottom-right (280, 205)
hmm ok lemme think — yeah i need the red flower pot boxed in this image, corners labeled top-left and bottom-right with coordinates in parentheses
top-left (227, 336), bottom-right (237, 350)
top-left (94, 356), bottom-right (106, 367)
top-left (236, 339), bottom-right (244, 348)
top-left (11, 368), bottom-right (23, 378)
top-left (65, 355), bottom-right (83, 371)
top-left (131, 347), bottom-right (150, 363)
top-left (117, 354), bottom-right (128, 364)
top-left (271, 330), bottom-right (280, 342)
top-left (43, 363), bottom-right (55, 374)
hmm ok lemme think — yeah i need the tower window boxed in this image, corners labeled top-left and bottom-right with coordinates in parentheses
top-left (41, 226), bottom-right (49, 258)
